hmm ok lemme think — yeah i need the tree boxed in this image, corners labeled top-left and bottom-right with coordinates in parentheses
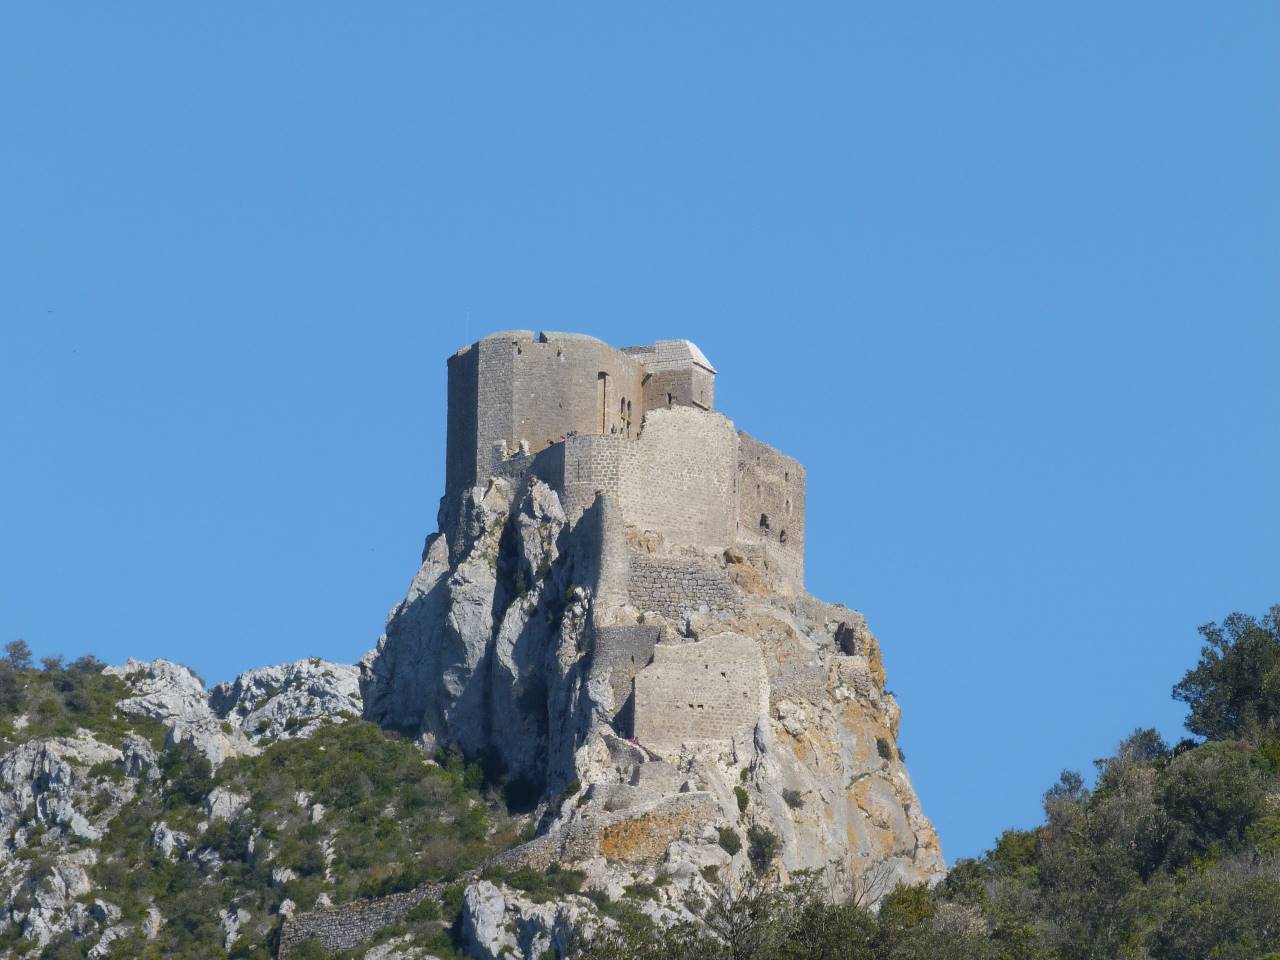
top-left (1173, 606), bottom-right (1280, 742)
top-left (4, 639), bottom-right (32, 670)
top-left (1160, 742), bottom-right (1264, 862)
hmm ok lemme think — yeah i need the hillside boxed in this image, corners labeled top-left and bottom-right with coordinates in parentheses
top-left (0, 651), bottom-right (518, 959)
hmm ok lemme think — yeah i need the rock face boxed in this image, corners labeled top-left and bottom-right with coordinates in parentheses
top-left (359, 332), bottom-right (945, 938)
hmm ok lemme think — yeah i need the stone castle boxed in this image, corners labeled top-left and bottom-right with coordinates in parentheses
top-left (441, 330), bottom-right (808, 744)
top-left (445, 330), bottom-right (805, 588)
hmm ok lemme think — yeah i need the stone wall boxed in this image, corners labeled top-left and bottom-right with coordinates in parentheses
top-left (447, 335), bottom-right (808, 585)
top-left (445, 331), bottom-right (645, 501)
top-left (619, 408), bottom-right (738, 548)
top-left (623, 339), bottom-right (717, 411)
top-left (590, 624), bottom-right (662, 733)
top-left (628, 553), bottom-right (741, 621)
top-left (278, 882), bottom-right (442, 958)
top-left (510, 332), bottom-right (646, 453)
top-left (556, 433), bottom-right (628, 520)
top-left (633, 633), bottom-right (768, 754)
top-left (444, 341), bottom-right (480, 502)
top-left (538, 408), bottom-right (739, 554)
top-left (736, 432), bottom-right (805, 588)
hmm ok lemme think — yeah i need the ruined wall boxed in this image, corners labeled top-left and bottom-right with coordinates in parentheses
top-left (736, 432), bottom-right (806, 588)
top-left (591, 624), bottom-right (662, 732)
top-left (633, 633), bottom-right (768, 754)
top-left (278, 883), bottom-right (442, 958)
top-left (628, 553), bottom-right (741, 621)
top-left (487, 792), bottom-right (720, 870)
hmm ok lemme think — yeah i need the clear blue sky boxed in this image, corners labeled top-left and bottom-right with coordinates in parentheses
top-left (3, 4), bottom-right (1277, 862)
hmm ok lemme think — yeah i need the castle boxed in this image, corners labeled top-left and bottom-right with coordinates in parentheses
top-left (444, 330), bottom-right (806, 592)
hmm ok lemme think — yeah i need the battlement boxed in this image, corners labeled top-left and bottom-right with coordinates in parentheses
top-left (444, 331), bottom-right (804, 589)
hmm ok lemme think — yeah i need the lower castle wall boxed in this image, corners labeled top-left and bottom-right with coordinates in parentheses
top-left (540, 409), bottom-right (738, 553)
top-left (633, 633), bottom-right (768, 753)
top-left (591, 624), bottom-right (662, 731)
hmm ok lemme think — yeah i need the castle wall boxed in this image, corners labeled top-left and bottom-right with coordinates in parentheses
top-left (735, 432), bottom-right (806, 588)
top-left (448, 332), bottom-right (648, 501)
top-left (546, 408), bottom-right (738, 556)
top-left (618, 408), bottom-right (738, 548)
top-left (591, 624), bottom-right (662, 733)
top-left (627, 552), bottom-right (741, 621)
top-left (444, 342), bottom-right (481, 498)
top-left (509, 333), bottom-right (646, 452)
top-left (633, 633), bottom-right (768, 754)
top-left (448, 332), bottom-right (805, 588)
top-left (591, 493), bottom-right (629, 616)
top-left (556, 433), bottom-right (627, 519)
top-left (641, 366), bottom-right (714, 412)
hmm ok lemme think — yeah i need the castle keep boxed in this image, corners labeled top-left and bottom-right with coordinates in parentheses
top-left (445, 331), bottom-right (806, 593)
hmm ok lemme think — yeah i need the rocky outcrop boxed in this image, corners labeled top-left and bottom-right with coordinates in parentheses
top-left (104, 656), bottom-right (362, 766)
top-left (361, 478), bottom-right (592, 798)
top-left (0, 732), bottom-right (135, 950)
top-left (460, 881), bottom-right (597, 960)
top-left (210, 659), bottom-right (361, 742)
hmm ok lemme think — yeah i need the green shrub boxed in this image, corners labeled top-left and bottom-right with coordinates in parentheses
top-left (717, 827), bottom-right (741, 855)
top-left (746, 824), bottom-right (779, 873)
top-left (734, 785), bottom-right (749, 813)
